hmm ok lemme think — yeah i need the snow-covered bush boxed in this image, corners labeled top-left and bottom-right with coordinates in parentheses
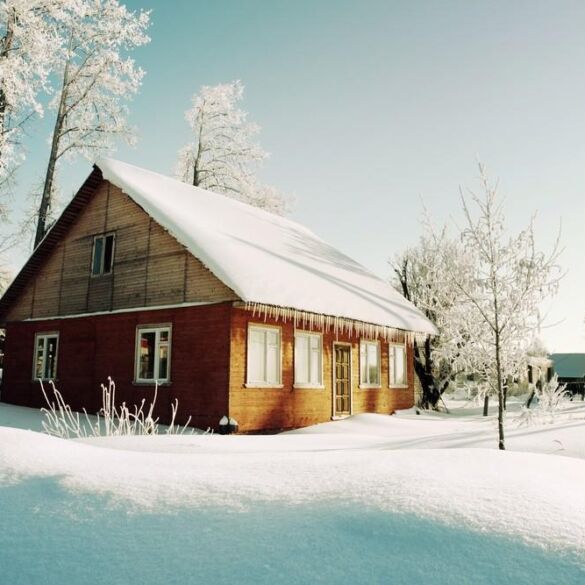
top-left (40, 377), bottom-right (192, 439)
top-left (518, 375), bottom-right (569, 426)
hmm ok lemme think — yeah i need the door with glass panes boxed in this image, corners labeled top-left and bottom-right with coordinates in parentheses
top-left (334, 344), bottom-right (351, 416)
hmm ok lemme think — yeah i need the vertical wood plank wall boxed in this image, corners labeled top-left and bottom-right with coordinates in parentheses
top-left (6, 180), bottom-right (237, 321)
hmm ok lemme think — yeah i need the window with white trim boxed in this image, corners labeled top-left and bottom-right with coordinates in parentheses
top-left (360, 340), bottom-right (380, 386)
top-left (294, 331), bottom-right (322, 387)
top-left (91, 233), bottom-right (115, 276)
top-left (33, 333), bottom-right (59, 380)
top-left (135, 326), bottom-right (171, 383)
top-left (390, 343), bottom-right (407, 386)
top-left (247, 325), bottom-right (281, 386)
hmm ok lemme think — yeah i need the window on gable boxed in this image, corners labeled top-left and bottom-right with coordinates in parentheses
top-left (135, 326), bottom-right (171, 383)
top-left (360, 340), bottom-right (380, 387)
top-left (390, 343), bottom-right (407, 386)
top-left (91, 233), bottom-right (115, 276)
top-left (247, 325), bottom-right (281, 386)
top-left (33, 333), bottom-right (59, 380)
top-left (294, 331), bottom-right (322, 387)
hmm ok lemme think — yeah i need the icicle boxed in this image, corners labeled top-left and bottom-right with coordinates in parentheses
top-left (242, 301), bottom-right (424, 348)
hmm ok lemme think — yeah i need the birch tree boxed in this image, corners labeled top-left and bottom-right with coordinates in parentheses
top-left (33, 0), bottom-right (150, 247)
top-left (441, 164), bottom-right (561, 450)
top-left (0, 0), bottom-right (57, 188)
top-left (175, 80), bottom-right (289, 215)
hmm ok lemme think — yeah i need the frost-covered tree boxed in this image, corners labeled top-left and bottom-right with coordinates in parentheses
top-left (175, 80), bottom-right (289, 215)
top-left (33, 0), bottom-right (150, 247)
top-left (440, 164), bottom-right (561, 450)
top-left (0, 0), bottom-right (58, 188)
top-left (393, 229), bottom-right (478, 409)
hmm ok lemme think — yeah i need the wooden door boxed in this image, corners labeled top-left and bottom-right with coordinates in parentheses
top-left (334, 344), bottom-right (351, 416)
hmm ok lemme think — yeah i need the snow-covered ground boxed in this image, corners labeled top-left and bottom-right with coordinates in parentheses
top-left (1, 398), bottom-right (585, 584)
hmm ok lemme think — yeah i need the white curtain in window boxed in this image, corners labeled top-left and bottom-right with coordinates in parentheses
top-left (295, 333), bottom-right (321, 386)
top-left (391, 345), bottom-right (406, 385)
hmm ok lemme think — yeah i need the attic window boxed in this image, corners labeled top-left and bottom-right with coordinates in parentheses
top-left (91, 233), bottom-right (115, 276)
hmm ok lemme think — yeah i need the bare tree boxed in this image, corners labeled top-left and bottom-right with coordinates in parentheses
top-left (33, 0), bottom-right (150, 247)
top-left (440, 163), bottom-right (561, 450)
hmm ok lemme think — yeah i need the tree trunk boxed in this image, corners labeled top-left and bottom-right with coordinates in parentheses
top-left (495, 332), bottom-right (505, 450)
top-left (34, 55), bottom-right (70, 248)
top-left (483, 394), bottom-right (489, 416)
top-left (34, 117), bottom-right (62, 247)
top-left (412, 337), bottom-right (450, 410)
top-left (395, 262), bottom-right (445, 410)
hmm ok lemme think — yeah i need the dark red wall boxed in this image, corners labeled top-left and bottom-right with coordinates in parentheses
top-left (2, 303), bottom-right (232, 430)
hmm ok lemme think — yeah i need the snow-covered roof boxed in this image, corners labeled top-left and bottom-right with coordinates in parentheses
top-left (550, 354), bottom-right (585, 379)
top-left (97, 158), bottom-right (436, 335)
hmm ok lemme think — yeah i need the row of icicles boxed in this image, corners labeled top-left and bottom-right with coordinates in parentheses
top-left (244, 302), bottom-right (428, 345)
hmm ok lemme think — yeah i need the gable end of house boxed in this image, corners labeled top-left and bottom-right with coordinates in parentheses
top-left (0, 169), bottom-right (238, 324)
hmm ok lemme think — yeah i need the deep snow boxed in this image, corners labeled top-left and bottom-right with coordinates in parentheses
top-left (1, 398), bottom-right (584, 584)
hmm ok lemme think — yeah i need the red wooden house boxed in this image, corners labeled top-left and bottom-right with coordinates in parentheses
top-left (0, 159), bottom-right (436, 432)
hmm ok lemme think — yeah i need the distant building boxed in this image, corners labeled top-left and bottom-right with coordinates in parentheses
top-left (526, 337), bottom-right (553, 388)
top-left (550, 353), bottom-right (585, 398)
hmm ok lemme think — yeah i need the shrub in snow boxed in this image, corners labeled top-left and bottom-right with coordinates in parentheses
top-left (40, 377), bottom-right (192, 439)
top-left (518, 375), bottom-right (569, 426)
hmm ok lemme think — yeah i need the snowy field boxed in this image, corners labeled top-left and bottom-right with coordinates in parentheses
top-left (1, 398), bottom-right (585, 584)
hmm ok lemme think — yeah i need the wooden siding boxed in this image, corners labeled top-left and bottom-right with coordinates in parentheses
top-left (228, 308), bottom-right (416, 433)
top-left (2, 304), bottom-right (233, 430)
top-left (5, 180), bottom-right (237, 321)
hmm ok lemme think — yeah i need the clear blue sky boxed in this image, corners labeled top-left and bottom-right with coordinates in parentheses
top-left (8, 0), bottom-right (585, 351)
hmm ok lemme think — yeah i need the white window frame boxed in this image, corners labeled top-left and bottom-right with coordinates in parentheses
top-left (32, 332), bottom-right (59, 381)
top-left (134, 325), bottom-right (171, 384)
top-left (389, 342), bottom-right (408, 388)
top-left (91, 232), bottom-right (116, 277)
top-left (294, 330), bottom-right (324, 389)
top-left (246, 324), bottom-right (283, 388)
top-left (359, 339), bottom-right (381, 388)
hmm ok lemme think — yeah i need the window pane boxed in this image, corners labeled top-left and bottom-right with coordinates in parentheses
top-left (394, 346), bottom-right (405, 385)
top-left (310, 344), bottom-right (321, 385)
top-left (103, 235), bottom-right (114, 274)
top-left (367, 343), bottom-right (379, 384)
top-left (249, 330), bottom-right (265, 383)
top-left (139, 332), bottom-right (156, 379)
top-left (295, 335), bottom-right (309, 384)
top-left (92, 237), bottom-right (103, 275)
top-left (45, 337), bottom-right (58, 379)
top-left (360, 343), bottom-right (367, 383)
top-left (266, 340), bottom-right (279, 383)
top-left (158, 342), bottom-right (169, 380)
top-left (267, 330), bottom-right (278, 347)
top-left (35, 337), bottom-right (45, 379)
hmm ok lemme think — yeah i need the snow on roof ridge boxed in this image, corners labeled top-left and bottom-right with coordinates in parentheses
top-left (97, 157), bottom-right (318, 238)
top-left (96, 158), bottom-right (437, 335)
